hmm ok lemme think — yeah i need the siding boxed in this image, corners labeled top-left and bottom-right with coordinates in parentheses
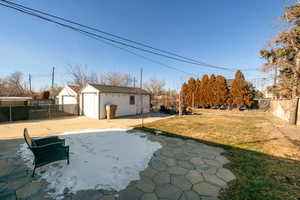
top-left (99, 93), bottom-right (150, 119)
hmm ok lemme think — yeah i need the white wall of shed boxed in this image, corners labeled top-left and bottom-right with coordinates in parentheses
top-left (80, 84), bottom-right (100, 119)
top-left (99, 93), bottom-right (150, 119)
top-left (57, 86), bottom-right (78, 104)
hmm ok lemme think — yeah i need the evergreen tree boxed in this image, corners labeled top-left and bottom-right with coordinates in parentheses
top-left (201, 75), bottom-right (210, 107)
top-left (195, 79), bottom-right (202, 107)
top-left (208, 74), bottom-right (217, 106)
top-left (215, 75), bottom-right (230, 106)
top-left (231, 70), bottom-right (254, 107)
top-left (187, 77), bottom-right (197, 106)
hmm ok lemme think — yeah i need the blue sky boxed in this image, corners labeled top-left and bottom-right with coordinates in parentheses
top-left (0, 0), bottom-right (287, 90)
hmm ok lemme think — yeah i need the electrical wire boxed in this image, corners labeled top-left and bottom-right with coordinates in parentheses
top-left (0, 0), bottom-right (236, 71)
top-left (0, 0), bottom-right (237, 71)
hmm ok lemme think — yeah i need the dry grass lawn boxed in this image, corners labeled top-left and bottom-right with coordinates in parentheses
top-left (140, 109), bottom-right (300, 200)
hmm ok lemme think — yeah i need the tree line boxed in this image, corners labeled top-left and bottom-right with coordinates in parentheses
top-left (0, 65), bottom-right (168, 99)
top-left (181, 70), bottom-right (255, 108)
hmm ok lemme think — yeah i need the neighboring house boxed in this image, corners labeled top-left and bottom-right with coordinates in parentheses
top-left (80, 83), bottom-right (150, 119)
top-left (57, 85), bottom-right (81, 114)
top-left (57, 85), bottom-right (81, 105)
top-left (0, 97), bottom-right (32, 106)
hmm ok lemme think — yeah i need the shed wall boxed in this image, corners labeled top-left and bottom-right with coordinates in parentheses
top-left (99, 93), bottom-right (150, 119)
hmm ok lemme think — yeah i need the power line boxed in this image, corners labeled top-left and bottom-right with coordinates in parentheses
top-left (0, 0), bottom-right (236, 72)
top-left (82, 31), bottom-right (198, 76)
top-left (0, 0), bottom-right (238, 71)
top-left (0, 1), bottom-right (199, 76)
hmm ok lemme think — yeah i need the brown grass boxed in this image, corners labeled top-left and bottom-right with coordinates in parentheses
top-left (141, 110), bottom-right (300, 200)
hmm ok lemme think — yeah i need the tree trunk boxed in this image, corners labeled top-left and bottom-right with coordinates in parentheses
top-left (289, 52), bottom-right (300, 125)
top-left (289, 98), bottom-right (299, 125)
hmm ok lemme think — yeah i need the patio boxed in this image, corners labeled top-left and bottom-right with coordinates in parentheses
top-left (0, 128), bottom-right (235, 200)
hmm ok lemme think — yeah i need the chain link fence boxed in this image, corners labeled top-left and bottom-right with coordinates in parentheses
top-left (0, 104), bottom-right (80, 123)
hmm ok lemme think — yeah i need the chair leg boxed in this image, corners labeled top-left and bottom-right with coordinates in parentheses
top-left (67, 147), bottom-right (70, 165)
top-left (32, 166), bottom-right (36, 177)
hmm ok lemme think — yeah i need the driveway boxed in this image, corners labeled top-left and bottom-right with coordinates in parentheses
top-left (0, 112), bottom-right (170, 140)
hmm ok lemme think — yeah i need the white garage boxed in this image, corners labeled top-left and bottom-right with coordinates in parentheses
top-left (80, 83), bottom-right (151, 119)
top-left (57, 85), bottom-right (81, 114)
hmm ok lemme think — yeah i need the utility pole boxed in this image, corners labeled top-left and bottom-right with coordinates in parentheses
top-left (28, 73), bottom-right (32, 92)
top-left (51, 67), bottom-right (55, 89)
top-left (179, 75), bottom-right (183, 116)
top-left (273, 67), bottom-right (277, 86)
top-left (133, 77), bottom-right (135, 87)
top-left (179, 88), bottom-right (182, 116)
top-left (139, 68), bottom-right (144, 127)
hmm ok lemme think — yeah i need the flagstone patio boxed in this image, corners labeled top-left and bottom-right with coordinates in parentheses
top-left (0, 131), bottom-right (235, 200)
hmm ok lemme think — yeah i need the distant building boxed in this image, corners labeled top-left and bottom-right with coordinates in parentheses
top-left (57, 85), bottom-right (81, 105)
top-left (0, 97), bottom-right (32, 106)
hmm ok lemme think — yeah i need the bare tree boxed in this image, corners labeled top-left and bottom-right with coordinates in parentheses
top-left (144, 78), bottom-right (166, 96)
top-left (100, 72), bottom-right (133, 86)
top-left (69, 65), bottom-right (98, 87)
top-left (0, 72), bottom-right (31, 96)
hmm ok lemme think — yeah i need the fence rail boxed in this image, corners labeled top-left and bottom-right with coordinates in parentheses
top-left (0, 104), bottom-right (79, 123)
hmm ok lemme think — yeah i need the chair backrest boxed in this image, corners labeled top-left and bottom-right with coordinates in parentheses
top-left (24, 128), bottom-right (35, 148)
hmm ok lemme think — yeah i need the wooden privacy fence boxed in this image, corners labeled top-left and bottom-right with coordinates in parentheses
top-left (0, 104), bottom-right (79, 123)
top-left (269, 98), bottom-right (300, 125)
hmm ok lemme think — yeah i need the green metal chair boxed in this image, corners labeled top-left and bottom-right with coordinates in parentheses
top-left (23, 128), bottom-right (69, 177)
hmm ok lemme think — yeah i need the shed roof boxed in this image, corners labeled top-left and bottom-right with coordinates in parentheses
top-left (89, 83), bottom-right (150, 95)
top-left (68, 85), bottom-right (81, 93)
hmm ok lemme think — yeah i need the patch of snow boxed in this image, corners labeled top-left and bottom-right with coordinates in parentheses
top-left (154, 130), bottom-right (163, 135)
top-left (18, 128), bottom-right (161, 199)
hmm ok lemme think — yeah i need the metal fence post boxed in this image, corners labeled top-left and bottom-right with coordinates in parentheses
top-left (9, 104), bottom-right (12, 122)
top-left (48, 104), bottom-right (51, 119)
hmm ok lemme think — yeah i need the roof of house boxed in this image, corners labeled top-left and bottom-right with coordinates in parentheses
top-left (68, 85), bottom-right (81, 93)
top-left (89, 83), bottom-right (150, 95)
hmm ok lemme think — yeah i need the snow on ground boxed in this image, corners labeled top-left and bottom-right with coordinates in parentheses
top-left (18, 128), bottom-right (161, 199)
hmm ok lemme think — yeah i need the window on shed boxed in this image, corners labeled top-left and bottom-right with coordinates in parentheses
top-left (129, 96), bottom-right (135, 105)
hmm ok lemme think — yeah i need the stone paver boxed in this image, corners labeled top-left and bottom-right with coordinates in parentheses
top-left (185, 170), bottom-right (203, 184)
top-left (141, 193), bottom-right (158, 200)
top-left (16, 181), bottom-right (43, 199)
top-left (140, 168), bottom-right (158, 178)
top-left (137, 177), bottom-right (155, 193)
top-left (180, 190), bottom-right (200, 200)
top-left (192, 182), bottom-right (220, 197)
top-left (202, 173), bottom-right (227, 187)
top-left (171, 175), bottom-right (192, 190)
top-left (153, 172), bottom-right (170, 185)
top-left (216, 168), bottom-right (236, 182)
top-left (155, 184), bottom-right (183, 199)
top-left (168, 166), bottom-right (188, 175)
top-left (0, 130), bottom-right (235, 200)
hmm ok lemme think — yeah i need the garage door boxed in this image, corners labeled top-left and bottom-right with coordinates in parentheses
top-left (83, 93), bottom-right (97, 118)
top-left (62, 96), bottom-right (77, 104)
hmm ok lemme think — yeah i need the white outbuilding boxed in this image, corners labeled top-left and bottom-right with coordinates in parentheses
top-left (57, 85), bottom-right (81, 105)
top-left (57, 85), bottom-right (81, 114)
top-left (80, 83), bottom-right (150, 119)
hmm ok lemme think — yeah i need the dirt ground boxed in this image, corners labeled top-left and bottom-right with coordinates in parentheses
top-left (0, 112), bottom-right (171, 140)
